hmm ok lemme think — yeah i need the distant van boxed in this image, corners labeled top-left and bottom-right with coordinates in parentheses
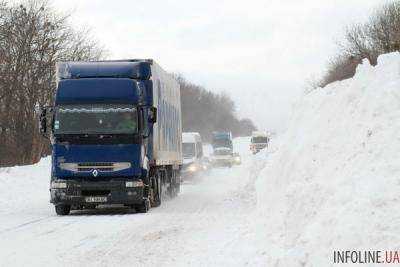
top-left (182, 132), bottom-right (205, 177)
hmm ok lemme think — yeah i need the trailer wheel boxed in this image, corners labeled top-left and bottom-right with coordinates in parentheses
top-left (176, 181), bottom-right (180, 195)
top-left (167, 170), bottom-right (178, 198)
top-left (151, 172), bottom-right (162, 207)
top-left (173, 170), bottom-right (180, 197)
top-left (55, 204), bottom-right (70, 216)
top-left (172, 183), bottom-right (180, 197)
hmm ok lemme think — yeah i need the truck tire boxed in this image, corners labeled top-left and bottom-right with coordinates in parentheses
top-left (55, 204), bottom-right (70, 216)
top-left (173, 182), bottom-right (180, 197)
top-left (167, 170), bottom-right (179, 198)
top-left (174, 170), bottom-right (181, 196)
top-left (152, 173), bottom-right (162, 207)
top-left (136, 199), bottom-right (150, 213)
top-left (176, 180), bottom-right (181, 195)
top-left (167, 185), bottom-right (174, 198)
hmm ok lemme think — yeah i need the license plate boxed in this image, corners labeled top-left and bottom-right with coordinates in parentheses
top-left (85, 196), bottom-right (107, 203)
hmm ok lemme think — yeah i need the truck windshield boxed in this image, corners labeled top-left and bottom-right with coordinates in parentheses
top-left (252, 137), bottom-right (268, 143)
top-left (54, 104), bottom-right (138, 134)
top-left (212, 139), bottom-right (232, 148)
top-left (182, 143), bottom-right (195, 158)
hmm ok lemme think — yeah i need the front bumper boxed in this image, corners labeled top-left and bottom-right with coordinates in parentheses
top-left (50, 179), bottom-right (144, 207)
top-left (251, 144), bottom-right (267, 153)
top-left (181, 169), bottom-right (200, 179)
top-left (212, 159), bottom-right (232, 166)
top-left (181, 163), bottom-right (204, 178)
top-left (233, 158), bottom-right (241, 165)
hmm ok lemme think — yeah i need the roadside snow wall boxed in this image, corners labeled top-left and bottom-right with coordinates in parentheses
top-left (254, 53), bottom-right (400, 266)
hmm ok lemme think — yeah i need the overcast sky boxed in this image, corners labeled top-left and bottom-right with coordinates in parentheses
top-left (48, 0), bottom-right (390, 132)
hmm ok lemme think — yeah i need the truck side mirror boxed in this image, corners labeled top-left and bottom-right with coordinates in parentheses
top-left (149, 107), bottom-right (157, 123)
top-left (39, 107), bottom-right (47, 135)
top-left (140, 107), bottom-right (150, 139)
top-left (39, 107), bottom-right (52, 138)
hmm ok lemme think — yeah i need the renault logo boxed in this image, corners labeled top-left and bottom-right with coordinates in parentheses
top-left (92, 169), bottom-right (99, 177)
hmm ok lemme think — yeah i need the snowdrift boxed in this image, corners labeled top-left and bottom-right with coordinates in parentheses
top-left (254, 53), bottom-right (400, 266)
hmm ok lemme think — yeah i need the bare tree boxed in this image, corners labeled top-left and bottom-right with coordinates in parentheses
top-left (318, 1), bottom-right (400, 88)
top-left (368, 2), bottom-right (400, 53)
top-left (343, 24), bottom-right (378, 65)
top-left (319, 55), bottom-right (362, 88)
top-left (0, 0), bottom-right (106, 166)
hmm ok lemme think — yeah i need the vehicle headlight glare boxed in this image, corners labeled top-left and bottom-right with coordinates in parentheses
top-left (188, 164), bottom-right (197, 172)
top-left (51, 181), bottom-right (67, 189)
top-left (126, 180), bottom-right (144, 188)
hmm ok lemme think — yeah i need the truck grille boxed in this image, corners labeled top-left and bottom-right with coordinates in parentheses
top-left (82, 190), bottom-right (111, 196)
top-left (78, 162), bottom-right (113, 167)
top-left (77, 167), bottom-right (114, 172)
top-left (59, 162), bottom-right (131, 172)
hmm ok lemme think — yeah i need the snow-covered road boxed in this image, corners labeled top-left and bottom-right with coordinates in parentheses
top-left (0, 138), bottom-right (266, 266)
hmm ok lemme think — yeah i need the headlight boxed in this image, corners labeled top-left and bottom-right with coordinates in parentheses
top-left (51, 181), bottom-right (67, 189)
top-left (188, 164), bottom-right (198, 172)
top-left (126, 180), bottom-right (144, 188)
top-left (234, 157), bottom-right (241, 163)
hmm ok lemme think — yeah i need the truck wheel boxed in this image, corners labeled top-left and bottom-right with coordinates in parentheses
top-left (55, 204), bottom-right (70, 216)
top-left (136, 199), bottom-right (150, 213)
top-left (177, 180), bottom-right (181, 194)
top-left (151, 174), bottom-right (162, 207)
top-left (167, 170), bottom-right (179, 198)
top-left (168, 184), bottom-right (178, 198)
top-left (175, 171), bottom-right (181, 196)
top-left (173, 182), bottom-right (180, 197)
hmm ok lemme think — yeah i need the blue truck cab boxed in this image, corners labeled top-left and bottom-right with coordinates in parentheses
top-left (40, 60), bottom-right (182, 215)
top-left (211, 131), bottom-right (233, 151)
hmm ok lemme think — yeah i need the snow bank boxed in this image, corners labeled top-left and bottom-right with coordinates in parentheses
top-left (253, 53), bottom-right (400, 266)
top-left (0, 157), bottom-right (51, 214)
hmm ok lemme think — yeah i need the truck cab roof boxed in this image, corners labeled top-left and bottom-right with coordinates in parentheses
top-left (212, 131), bottom-right (232, 139)
top-left (182, 132), bottom-right (202, 143)
top-left (57, 60), bottom-right (153, 80)
top-left (252, 131), bottom-right (268, 137)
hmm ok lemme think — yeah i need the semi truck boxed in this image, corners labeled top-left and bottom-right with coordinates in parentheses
top-left (250, 131), bottom-right (269, 154)
top-left (211, 131), bottom-right (233, 151)
top-left (39, 59), bottom-right (182, 215)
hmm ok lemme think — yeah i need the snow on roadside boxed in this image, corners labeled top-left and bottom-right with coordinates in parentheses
top-left (0, 157), bottom-right (51, 214)
top-left (251, 52), bottom-right (400, 266)
top-left (0, 157), bottom-right (53, 234)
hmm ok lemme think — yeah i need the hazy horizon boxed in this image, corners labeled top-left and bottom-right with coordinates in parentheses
top-left (29, 0), bottom-right (391, 132)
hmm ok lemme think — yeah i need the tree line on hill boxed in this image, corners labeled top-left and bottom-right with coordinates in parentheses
top-left (0, 0), bottom-right (256, 167)
top-left (178, 76), bottom-right (256, 142)
top-left (317, 1), bottom-right (400, 88)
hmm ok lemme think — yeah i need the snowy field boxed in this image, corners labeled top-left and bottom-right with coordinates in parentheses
top-left (1, 52), bottom-right (399, 266)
